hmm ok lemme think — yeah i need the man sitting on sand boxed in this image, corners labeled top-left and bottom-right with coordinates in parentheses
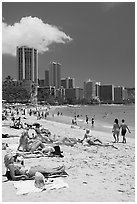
top-left (81, 129), bottom-right (102, 145)
top-left (81, 129), bottom-right (118, 149)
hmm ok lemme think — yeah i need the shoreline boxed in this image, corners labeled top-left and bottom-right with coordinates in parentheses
top-left (45, 111), bottom-right (135, 140)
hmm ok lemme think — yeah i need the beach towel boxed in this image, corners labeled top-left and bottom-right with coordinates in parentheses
top-left (13, 178), bottom-right (69, 195)
top-left (17, 145), bottom-right (64, 158)
top-left (17, 151), bottom-right (63, 159)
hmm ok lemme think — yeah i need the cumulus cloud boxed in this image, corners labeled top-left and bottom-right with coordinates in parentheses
top-left (2, 16), bottom-right (72, 56)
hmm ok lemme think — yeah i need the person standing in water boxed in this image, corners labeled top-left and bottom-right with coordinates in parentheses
top-left (119, 119), bottom-right (131, 143)
top-left (91, 117), bottom-right (95, 127)
top-left (112, 118), bottom-right (120, 143)
top-left (85, 115), bottom-right (89, 124)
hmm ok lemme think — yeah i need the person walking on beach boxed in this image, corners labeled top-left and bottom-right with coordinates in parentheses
top-left (119, 119), bottom-right (131, 143)
top-left (85, 115), bottom-right (89, 124)
top-left (91, 117), bottom-right (95, 127)
top-left (112, 118), bottom-right (120, 143)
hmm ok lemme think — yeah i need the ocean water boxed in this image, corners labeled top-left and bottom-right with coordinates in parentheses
top-left (54, 104), bottom-right (135, 137)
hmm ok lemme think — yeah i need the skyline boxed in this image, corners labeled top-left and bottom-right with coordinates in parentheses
top-left (2, 2), bottom-right (135, 88)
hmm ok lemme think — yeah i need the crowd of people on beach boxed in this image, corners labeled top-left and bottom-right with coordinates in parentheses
top-left (2, 104), bottom-right (131, 186)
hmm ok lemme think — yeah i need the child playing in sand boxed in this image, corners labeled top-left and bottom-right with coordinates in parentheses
top-left (119, 119), bottom-right (131, 143)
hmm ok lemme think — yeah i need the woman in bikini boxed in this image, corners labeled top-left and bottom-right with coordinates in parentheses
top-left (112, 118), bottom-right (120, 143)
top-left (17, 130), bottom-right (55, 154)
top-left (4, 150), bottom-right (66, 181)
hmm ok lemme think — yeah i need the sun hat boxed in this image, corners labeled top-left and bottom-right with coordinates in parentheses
top-left (34, 172), bottom-right (47, 189)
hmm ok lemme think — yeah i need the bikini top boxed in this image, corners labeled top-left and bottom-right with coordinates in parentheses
top-left (14, 163), bottom-right (28, 175)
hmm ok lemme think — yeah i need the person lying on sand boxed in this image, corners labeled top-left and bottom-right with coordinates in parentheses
top-left (53, 136), bottom-right (78, 147)
top-left (4, 150), bottom-right (66, 181)
top-left (81, 129), bottom-right (118, 149)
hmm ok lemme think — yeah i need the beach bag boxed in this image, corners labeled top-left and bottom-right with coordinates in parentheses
top-left (5, 170), bottom-right (12, 180)
top-left (52, 146), bottom-right (64, 158)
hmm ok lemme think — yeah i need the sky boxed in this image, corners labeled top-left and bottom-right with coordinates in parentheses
top-left (2, 1), bottom-right (135, 88)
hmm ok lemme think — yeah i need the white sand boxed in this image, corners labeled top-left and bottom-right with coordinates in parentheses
top-left (2, 116), bottom-right (135, 202)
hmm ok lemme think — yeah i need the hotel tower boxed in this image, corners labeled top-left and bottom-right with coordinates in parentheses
top-left (16, 46), bottom-right (38, 84)
top-left (49, 62), bottom-right (61, 89)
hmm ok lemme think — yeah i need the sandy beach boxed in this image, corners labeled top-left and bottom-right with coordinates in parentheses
top-left (2, 112), bottom-right (135, 202)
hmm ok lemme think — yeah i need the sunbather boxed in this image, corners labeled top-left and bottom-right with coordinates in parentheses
top-left (17, 130), bottom-right (53, 153)
top-left (81, 129), bottom-right (118, 149)
top-left (17, 130), bottom-right (65, 157)
top-left (10, 117), bottom-right (23, 129)
top-left (33, 125), bottom-right (53, 143)
top-left (4, 151), bottom-right (66, 181)
top-left (81, 129), bottom-right (102, 145)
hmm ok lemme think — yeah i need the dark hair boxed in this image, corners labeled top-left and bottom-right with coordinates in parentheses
top-left (114, 118), bottom-right (119, 124)
top-left (122, 119), bottom-right (125, 123)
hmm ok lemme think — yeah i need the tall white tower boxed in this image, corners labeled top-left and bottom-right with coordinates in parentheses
top-left (49, 62), bottom-right (61, 89)
top-left (16, 46), bottom-right (38, 84)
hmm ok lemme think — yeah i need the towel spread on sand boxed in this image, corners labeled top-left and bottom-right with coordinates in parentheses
top-left (13, 178), bottom-right (69, 195)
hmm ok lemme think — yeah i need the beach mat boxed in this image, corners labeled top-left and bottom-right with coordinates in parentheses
top-left (16, 150), bottom-right (64, 159)
top-left (13, 178), bottom-right (69, 195)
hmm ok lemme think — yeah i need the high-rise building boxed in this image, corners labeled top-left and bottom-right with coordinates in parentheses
top-left (100, 84), bottom-right (114, 103)
top-left (38, 79), bottom-right (45, 87)
top-left (65, 87), bottom-right (83, 102)
top-left (37, 86), bottom-right (56, 102)
top-left (84, 79), bottom-right (96, 102)
top-left (16, 46), bottom-right (38, 84)
top-left (95, 82), bottom-right (101, 98)
top-left (114, 86), bottom-right (125, 103)
top-left (61, 78), bottom-right (66, 88)
top-left (61, 77), bottom-right (75, 89)
top-left (68, 77), bottom-right (75, 88)
top-left (49, 62), bottom-right (61, 89)
top-left (45, 70), bottom-right (49, 86)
